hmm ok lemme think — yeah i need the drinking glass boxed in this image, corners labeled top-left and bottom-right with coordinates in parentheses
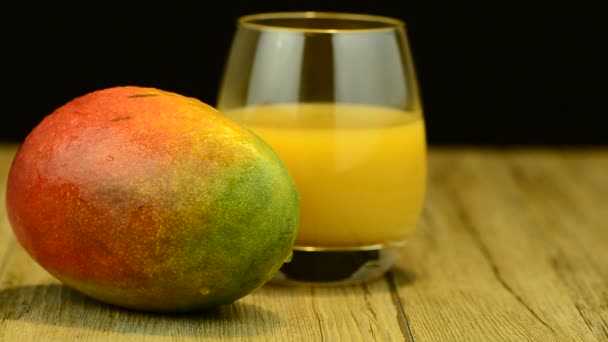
top-left (216, 12), bottom-right (427, 286)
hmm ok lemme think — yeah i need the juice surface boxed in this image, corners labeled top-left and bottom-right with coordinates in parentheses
top-left (224, 103), bottom-right (427, 247)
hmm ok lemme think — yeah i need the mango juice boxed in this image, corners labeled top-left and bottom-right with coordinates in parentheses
top-left (224, 103), bottom-right (427, 247)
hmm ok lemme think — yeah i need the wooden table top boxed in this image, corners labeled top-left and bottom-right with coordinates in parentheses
top-left (1, 144), bottom-right (606, 341)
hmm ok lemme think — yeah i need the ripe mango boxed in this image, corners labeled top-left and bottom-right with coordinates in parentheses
top-left (5, 86), bottom-right (299, 312)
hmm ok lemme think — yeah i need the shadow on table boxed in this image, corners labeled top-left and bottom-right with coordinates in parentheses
top-left (0, 284), bottom-right (278, 337)
top-left (387, 266), bottom-right (417, 287)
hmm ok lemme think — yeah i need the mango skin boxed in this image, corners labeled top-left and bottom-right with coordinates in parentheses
top-left (5, 86), bottom-right (299, 312)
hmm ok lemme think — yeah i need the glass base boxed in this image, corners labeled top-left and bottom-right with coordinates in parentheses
top-left (270, 244), bottom-right (400, 286)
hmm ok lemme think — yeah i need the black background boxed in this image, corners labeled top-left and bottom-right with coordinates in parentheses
top-left (2, 2), bottom-right (605, 145)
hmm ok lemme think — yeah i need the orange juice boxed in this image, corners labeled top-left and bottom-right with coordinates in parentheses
top-left (223, 103), bottom-right (427, 247)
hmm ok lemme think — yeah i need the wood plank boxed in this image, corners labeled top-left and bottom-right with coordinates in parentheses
top-left (1, 144), bottom-right (19, 278)
top-left (0, 144), bottom-right (405, 341)
top-left (391, 148), bottom-right (606, 341)
top-left (0, 244), bottom-right (405, 340)
top-left (507, 149), bottom-right (608, 341)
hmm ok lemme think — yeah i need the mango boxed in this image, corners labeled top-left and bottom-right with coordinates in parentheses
top-left (5, 86), bottom-right (300, 312)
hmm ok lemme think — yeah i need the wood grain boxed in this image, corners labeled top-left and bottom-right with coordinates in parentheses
top-left (393, 147), bottom-right (608, 341)
top-left (1, 145), bottom-right (607, 341)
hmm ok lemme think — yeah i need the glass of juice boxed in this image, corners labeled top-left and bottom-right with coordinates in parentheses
top-left (216, 12), bottom-right (427, 286)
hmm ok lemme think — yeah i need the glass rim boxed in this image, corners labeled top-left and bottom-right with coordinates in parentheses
top-left (237, 11), bottom-right (405, 33)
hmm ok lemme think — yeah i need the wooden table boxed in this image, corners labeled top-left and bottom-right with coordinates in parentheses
top-left (1, 144), bottom-right (606, 341)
